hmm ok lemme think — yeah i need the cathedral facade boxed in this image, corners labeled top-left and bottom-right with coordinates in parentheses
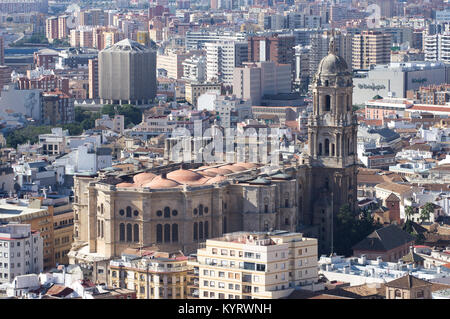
top-left (69, 37), bottom-right (357, 265)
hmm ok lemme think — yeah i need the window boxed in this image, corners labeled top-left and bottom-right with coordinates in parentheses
top-left (218, 282), bottom-right (225, 288)
top-left (134, 210), bottom-right (139, 217)
top-left (126, 224), bottom-right (132, 242)
top-left (204, 221), bottom-right (209, 239)
top-left (119, 223), bottom-right (125, 241)
top-left (134, 224), bottom-right (139, 242)
top-left (156, 224), bottom-right (163, 243)
top-left (193, 208), bottom-right (198, 215)
top-left (199, 204), bottom-right (203, 216)
top-left (203, 270), bottom-right (209, 276)
top-left (219, 272), bottom-right (225, 278)
top-left (126, 207), bottom-right (132, 218)
top-left (324, 95), bottom-right (331, 112)
top-left (172, 210), bottom-right (178, 217)
top-left (203, 281), bottom-right (209, 287)
top-left (164, 224), bottom-right (170, 243)
top-left (164, 207), bottom-right (170, 218)
top-left (156, 210), bottom-right (162, 217)
top-left (193, 223), bottom-right (198, 240)
top-left (221, 249), bottom-right (227, 256)
top-left (172, 224), bottom-right (178, 242)
top-left (119, 209), bottom-right (125, 216)
top-left (199, 221), bottom-right (203, 240)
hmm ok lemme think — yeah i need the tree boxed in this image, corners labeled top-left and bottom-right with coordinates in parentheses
top-left (405, 205), bottom-right (414, 221)
top-left (333, 204), bottom-right (381, 257)
top-left (420, 203), bottom-right (434, 223)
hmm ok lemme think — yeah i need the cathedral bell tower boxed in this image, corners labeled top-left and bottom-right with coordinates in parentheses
top-left (303, 35), bottom-right (358, 254)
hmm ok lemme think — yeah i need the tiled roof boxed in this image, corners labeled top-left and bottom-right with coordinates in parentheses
top-left (385, 274), bottom-right (432, 289)
top-left (353, 224), bottom-right (415, 252)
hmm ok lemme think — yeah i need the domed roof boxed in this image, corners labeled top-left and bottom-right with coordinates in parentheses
top-left (199, 169), bottom-right (218, 177)
top-left (204, 167), bottom-right (233, 176)
top-left (146, 175), bottom-right (180, 189)
top-left (206, 175), bottom-right (228, 184)
top-left (317, 53), bottom-right (349, 75)
top-left (235, 162), bottom-right (258, 169)
top-left (167, 169), bottom-right (205, 184)
top-left (315, 36), bottom-right (349, 76)
top-left (133, 172), bottom-right (156, 185)
top-left (219, 164), bottom-right (244, 173)
top-left (116, 182), bottom-right (135, 188)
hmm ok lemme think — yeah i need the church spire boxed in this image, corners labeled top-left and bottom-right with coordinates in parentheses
top-left (328, 29), bottom-right (336, 55)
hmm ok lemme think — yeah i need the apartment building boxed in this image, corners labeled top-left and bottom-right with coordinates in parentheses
top-left (0, 199), bottom-right (54, 270)
top-left (233, 61), bottom-right (291, 105)
top-left (206, 41), bottom-right (248, 85)
top-left (0, 223), bottom-right (44, 284)
top-left (109, 250), bottom-right (191, 299)
top-left (424, 32), bottom-right (450, 64)
top-left (192, 231), bottom-right (319, 299)
top-left (185, 82), bottom-right (221, 106)
top-left (157, 50), bottom-right (196, 80)
top-left (352, 31), bottom-right (392, 70)
top-left (182, 55), bottom-right (206, 83)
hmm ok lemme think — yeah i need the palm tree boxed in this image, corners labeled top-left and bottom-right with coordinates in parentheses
top-left (405, 205), bottom-right (414, 221)
top-left (420, 203), bottom-right (434, 223)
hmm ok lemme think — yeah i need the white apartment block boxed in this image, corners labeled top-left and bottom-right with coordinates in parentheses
top-left (206, 41), bottom-right (248, 86)
top-left (424, 32), bottom-right (450, 64)
top-left (0, 224), bottom-right (43, 284)
top-left (182, 55), bottom-right (206, 83)
top-left (95, 114), bottom-right (125, 134)
top-left (193, 231), bottom-right (320, 299)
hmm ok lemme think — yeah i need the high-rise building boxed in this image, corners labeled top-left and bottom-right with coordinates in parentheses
top-left (352, 31), bottom-right (392, 70)
top-left (157, 50), bottom-right (196, 80)
top-left (206, 41), bottom-right (248, 85)
top-left (233, 61), bottom-right (291, 105)
top-left (58, 15), bottom-right (69, 39)
top-left (424, 32), bottom-right (450, 64)
top-left (99, 39), bottom-right (156, 105)
top-left (0, 65), bottom-right (11, 91)
top-left (182, 55), bottom-right (207, 83)
top-left (303, 36), bottom-right (358, 253)
top-left (0, 35), bottom-right (4, 65)
top-left (192, 231), bottom-right (319, 299)
top-left (88, 58), bottom-right (99, 99)
top-left (248, 34), bottom-right (295, 67)
top-left (45, 16), bottom-right (59, 43)
top-left (0, 224), bottom-right (44, 284)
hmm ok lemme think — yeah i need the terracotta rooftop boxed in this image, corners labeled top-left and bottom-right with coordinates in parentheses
top-left (385, 274), bottom-right (432, 289)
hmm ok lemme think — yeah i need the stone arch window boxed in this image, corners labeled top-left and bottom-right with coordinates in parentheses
top-left (324, 95), bottom-right (331, 112)
top-left (223, 217), bottom-right (227, 233)
top-left (164, 224), bottom-right (170, 243)
top-left (126, 206), bottom-right (132, 218)
top-left (284, 192), bottom-right (289, 208)
top-left (318, 143), bottom-right (322, 156)
top-left (134, 224), bottom-right (139, 242)
top-left (156, 224), bottom-right (163, 243)
top-left (156, 210), bottom-right (162, 217)
top-left (119, 223), bottom-right (125, 241)
top-left (331, 143), bottom-right (335, 156)
top-left (325, 139), bottom-right (330, 156)
top-left (204, 207), bottom-right (208, 214)
top-left (133, 210), bottom-right (139, 217)
top-left (199, 221), bottom-right (204, 240)
top-left (199, 204), bottom-right (204, 216)
top-left (193, 208), bottom-right (198, 216)
top-left (172, 210), bottom-right (178, 217)
top-left (172, 224), bottom-right (178, 242)
top-left (75, 227), bottom-right (79, 238)
top-left (101, 220), bottom-right (104, 238)
top-left (126, 223), bottom-right (132, 242)
top-left (193, 222), bottom-right (198, 240)
top-left (119, 209), bottom-right (125, 216)
top-left (101, 204), bottom-right (104, 215)
top-left (395, 289), bottom-right (402, 298)
top-left (164, 207), bottom-right (170, 218)
top-left (204, 221), bottom-right (209, 239)
top-left (324, 80), bottom-right (329, 87)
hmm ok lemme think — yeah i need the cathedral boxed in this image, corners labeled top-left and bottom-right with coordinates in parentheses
top-left (69, 36), bottom-right (358, 269)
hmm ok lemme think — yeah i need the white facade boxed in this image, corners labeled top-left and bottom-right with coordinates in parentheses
top-left (206, 41), bottom-right (248, 86)
top-left (182, 55), bottom-right (206, 83)
top-left (0, 224), bottom-right (43, 284)
top-left (424, 32), bottom-right (450, 64)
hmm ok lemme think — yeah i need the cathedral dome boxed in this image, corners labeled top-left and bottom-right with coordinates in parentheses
top-left (116, 182), bottom-right (135, 188)
top-left (167, 168), bottom-right (205, 184)
top-left (206, 175), bottom-right (228, 184)
top-left (133, 172), bottom-right (156, 185)
top-left (317, 53), bottom-right (349, 75)
top-left (146, 175), bottom-right (181, 188)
